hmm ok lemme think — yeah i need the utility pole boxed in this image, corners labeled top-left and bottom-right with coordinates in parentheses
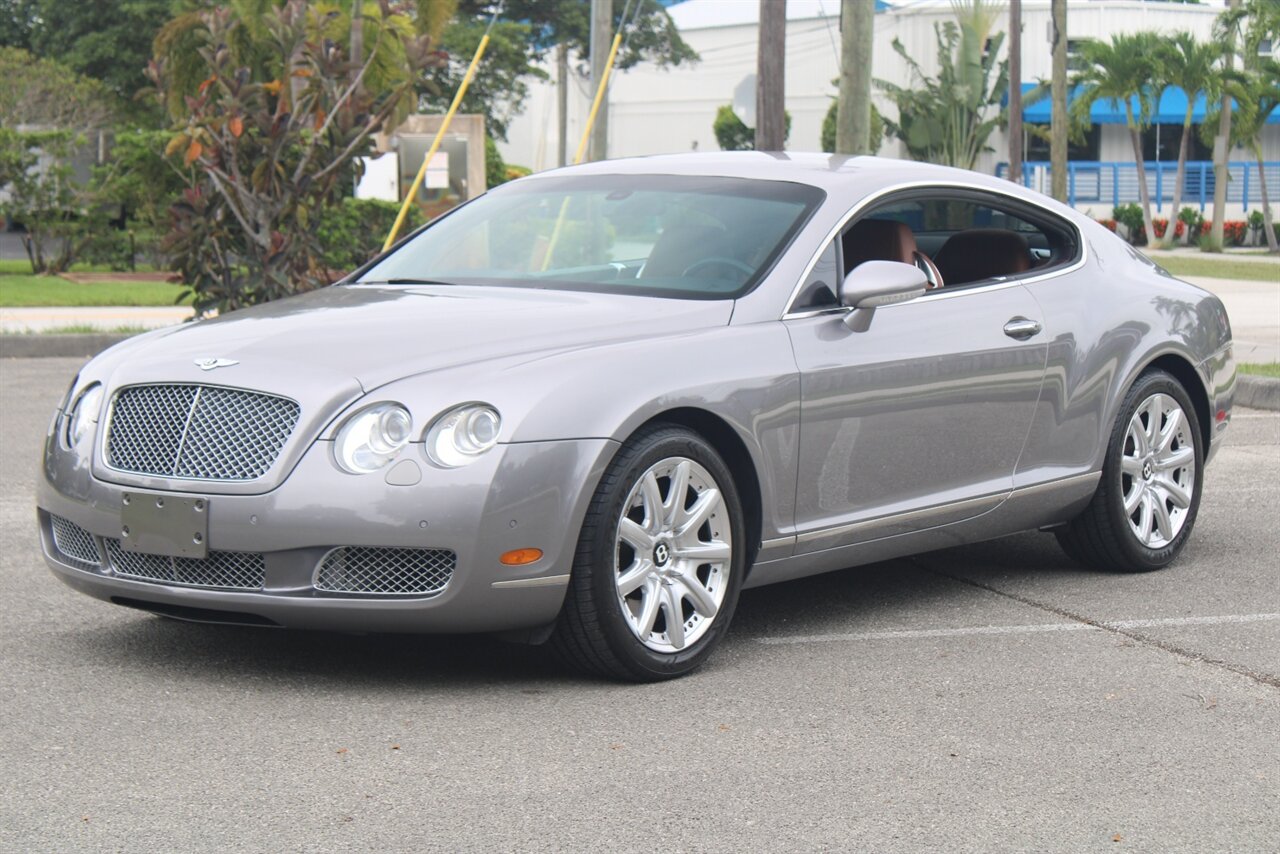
top-left (1049, 0), bottom-right (1067, 202)
top-left (588, 0), bottom-right (612, 162)
top-left (557, 43), bottom-right (568, 167)
top-left (836, 0), bottom-right (874, 154)
top-left (1008, 0), bottom-right (1022, 183)
top-left (756, 0), bottom-right (787, 151)
top-left (1209, 0), bottom-right (1241, 249)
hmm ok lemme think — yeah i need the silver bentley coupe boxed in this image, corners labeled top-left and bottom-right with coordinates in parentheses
top-left (38, 153), bottom-right (1235, 681)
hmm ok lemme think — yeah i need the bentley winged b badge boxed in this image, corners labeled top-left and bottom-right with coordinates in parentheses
top-left (194, 358), bottom-right (239, 371)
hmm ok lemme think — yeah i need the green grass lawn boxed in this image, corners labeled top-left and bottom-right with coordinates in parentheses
top-left (1239, 362), bottom-right (1280, 379)
top-left (1158, 255), bottom-right (1280, 283)
top-left (0, 259), bottom-right (158, 275)
top-left (0, 274), bottom-right (190, 307)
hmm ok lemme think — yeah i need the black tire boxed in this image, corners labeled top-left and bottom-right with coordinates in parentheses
top-left (550, 424), bottom-right (747, 682)
top-left (1056, 369), bottom-right (1204, 572)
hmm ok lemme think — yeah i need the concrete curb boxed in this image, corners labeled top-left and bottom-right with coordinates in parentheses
top-left (0, 333), bottom-right (133, 359)
top-left (1237, 375), bottom-right (1280, 411)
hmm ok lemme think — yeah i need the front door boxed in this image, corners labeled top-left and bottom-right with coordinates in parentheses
top-left (786, 282), bottom-right (1047, 552)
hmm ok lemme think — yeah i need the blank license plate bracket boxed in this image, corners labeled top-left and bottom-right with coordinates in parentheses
top-left (120, 492), bottom-right (209, 558)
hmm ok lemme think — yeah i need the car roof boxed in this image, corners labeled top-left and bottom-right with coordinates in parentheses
top-left (524, 152), bottom-right (1020, 197)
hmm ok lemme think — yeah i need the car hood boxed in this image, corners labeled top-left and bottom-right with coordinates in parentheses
top-left (91, 284), bottom-right (735, 393)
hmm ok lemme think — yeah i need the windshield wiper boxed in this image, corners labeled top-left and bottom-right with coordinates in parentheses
top-left (358, 277), bottom-right (458, 286)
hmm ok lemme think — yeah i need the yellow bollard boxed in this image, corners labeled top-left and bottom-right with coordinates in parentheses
top-left (542, 29), bottom-right (625, 271)
top-left (382, 32), bottom-right (492, 252)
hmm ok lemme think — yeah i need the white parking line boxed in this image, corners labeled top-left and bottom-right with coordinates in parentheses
top-left (757, 613), bottom-right (1280, 645)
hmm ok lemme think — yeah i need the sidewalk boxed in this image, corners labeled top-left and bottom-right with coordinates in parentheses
top-left (1144, 247), bottom-right (1280, 266)
top-left (0, 305), bottom-right (194, 333)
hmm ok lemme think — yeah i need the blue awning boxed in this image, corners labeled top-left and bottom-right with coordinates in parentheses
top-left (1015, 83), bottom-right (1280, 125)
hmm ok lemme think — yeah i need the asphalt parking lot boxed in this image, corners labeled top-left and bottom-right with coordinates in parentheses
top-left (1, 357), bottom-right (1277, 852)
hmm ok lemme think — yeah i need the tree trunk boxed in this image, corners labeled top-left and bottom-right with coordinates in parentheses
top-left (1049, 0), bottom-right (1068, 202)
top-left (1159, 112), bottom-right (1192, 250)
top-left (1210, 0), bottom-right (1242, 250)
top-left (557, 43), bottom-right (568, 167)
top-left (1259, 145), bottom-right (1279, 253)
top-left (836, 0), bottom-right (874, 154)
top-left (1008, 0), bottom-right (1022, 183)
top-left (588, 0), bottom-right (612, 162)
top-left (1127, 107), bottom-right (1156, 248)
top-left (756, 0), bottom-right (787, 151)
top-left (349, 0), bottom-right (364, 92)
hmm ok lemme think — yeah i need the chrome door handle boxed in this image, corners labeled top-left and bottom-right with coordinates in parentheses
top-left (1003, 317), bottom-right (1042, 340)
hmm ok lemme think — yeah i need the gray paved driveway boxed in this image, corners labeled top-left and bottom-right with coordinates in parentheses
top-left (1, 358), bottom-right (1277, 852)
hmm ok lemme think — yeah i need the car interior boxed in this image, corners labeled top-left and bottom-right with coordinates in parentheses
top-left (791, 193), bottom-right (1080, 312)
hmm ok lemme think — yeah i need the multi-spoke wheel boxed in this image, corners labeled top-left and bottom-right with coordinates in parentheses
top-left (551, 425), bottom-right (746, 681)
top-left (1057, 370), bottom-right (1203, 572)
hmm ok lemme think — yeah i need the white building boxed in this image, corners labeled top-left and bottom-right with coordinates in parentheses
top-left (499, 0), bottom-right (1278, 218)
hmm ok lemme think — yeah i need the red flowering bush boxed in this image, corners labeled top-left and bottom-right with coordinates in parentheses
top-left (1096, 219), bottom-right (1118, 232)
top-left (1223, 221), bottom-right (1248, 246)
top-left (1152, 218), bottom-right (1186, 240)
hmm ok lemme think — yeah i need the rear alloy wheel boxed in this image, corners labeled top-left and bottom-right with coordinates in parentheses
top-left (551, 425), bottom-right (745, 681)
top-left (1056, 370), bottom-right (1203, 572)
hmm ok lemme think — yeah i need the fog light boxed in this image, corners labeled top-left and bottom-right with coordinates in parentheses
top-left (500, 548), bottom-right (543, 566)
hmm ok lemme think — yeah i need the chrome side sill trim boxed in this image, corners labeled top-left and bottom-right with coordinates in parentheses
top-left (491, 574), bottom-right (571, 589)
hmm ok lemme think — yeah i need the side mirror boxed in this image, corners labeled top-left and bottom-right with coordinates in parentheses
top-left (839, 260), bottom-right (928, 332)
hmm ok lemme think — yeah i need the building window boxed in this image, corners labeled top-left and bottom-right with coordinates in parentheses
top-left (1259, 38), bottom-right (1274, 56)
top-left (1142, 124), bottom-right (1213, 163)
top-left (1024, 123), bottom-right (1100, 162)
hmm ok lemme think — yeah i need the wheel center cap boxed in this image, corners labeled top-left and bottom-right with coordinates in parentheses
top-left (653, 542), bottom-right (671, 567)
top-left (1142, 460), bottom-right (1154, 481)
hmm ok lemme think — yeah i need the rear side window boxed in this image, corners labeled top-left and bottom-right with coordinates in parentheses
top-left (843, 192), bottom-right (1080, 290)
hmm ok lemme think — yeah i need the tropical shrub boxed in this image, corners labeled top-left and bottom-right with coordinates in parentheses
top-left (0, 129), bottom-right (90, 273)
top-left (1113, 203), bottom-right (1145, 244)
top-left (1223, 220), bottom-right (1248, 246)
top-left (314, 197), bottom-right (425, 272)
top-left (1248, 210), bottom-right (1265, 244)
top-left (820, 99), bottom-right (885, 153)
top-left (1095, 218), bottom-right (1118, 233)
top-left (149, 0), bottom-right (439, 316)
top-left (1178, 206), bottom-right (1204, 241)
top-left (713, 104), bottom-right (790, 151)
top-left (876, 0), bottom-right (1007, 169)
top-left (1152, 218), bottom-right (1186, 240)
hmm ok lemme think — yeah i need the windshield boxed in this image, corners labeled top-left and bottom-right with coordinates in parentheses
top-left (356, 175), bottom-right (824, 300)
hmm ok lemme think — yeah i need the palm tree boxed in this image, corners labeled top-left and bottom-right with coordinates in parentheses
top-left (1210, 59), bottom-right (1280, 253)
top-left (1207, 0), bottom-right (1244, 251)
top-left (1153, 33), bottom-right (1223, 249)
top-left (1071, 33), bottom-right (1162, 246)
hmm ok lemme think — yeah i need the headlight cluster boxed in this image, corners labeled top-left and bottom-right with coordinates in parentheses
top-left (63, 383), bottom-right (104, 449)
top-left (424, 404), bottom-right (501, 468)
top-left (334, 403), bottom-right (414, 474)
top-left (333, 401), bottom-right (501, 474)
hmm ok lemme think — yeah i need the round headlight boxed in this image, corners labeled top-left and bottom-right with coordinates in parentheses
top-left (65, 383), bottom-right (104, 448)
top-left (425, 404), bottom-right (502, 468)
top-left (334, 402), bottom-right (413, 474)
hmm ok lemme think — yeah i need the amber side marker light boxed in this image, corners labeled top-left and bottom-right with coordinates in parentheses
top-left (500, 548), bottom-right (543, 566)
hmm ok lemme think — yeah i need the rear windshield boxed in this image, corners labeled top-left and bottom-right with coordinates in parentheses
top-left (356, 174), bottom-right (825, 300)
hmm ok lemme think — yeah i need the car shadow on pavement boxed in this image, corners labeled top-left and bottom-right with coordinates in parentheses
top-left (52, 531), bottom-right (1090, 688)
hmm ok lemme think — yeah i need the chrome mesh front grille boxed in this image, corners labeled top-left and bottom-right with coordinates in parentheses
top-left (50, 515), bottom-right (101, 566)
top-left (315, 547), bottom-right (456, 596)
top-left (106, 384), bottom-right (300, 481)
top-left (104, 538), bottom-right (266, 590)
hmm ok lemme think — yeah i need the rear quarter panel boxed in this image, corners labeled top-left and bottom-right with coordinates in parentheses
top-left (1016, 218), bottom-right (1232, 485)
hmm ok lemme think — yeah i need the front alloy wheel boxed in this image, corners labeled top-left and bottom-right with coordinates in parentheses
top-left (614, 457), bottom-right (733, 653)
top-left (551, 425), bottom-right (746, 681)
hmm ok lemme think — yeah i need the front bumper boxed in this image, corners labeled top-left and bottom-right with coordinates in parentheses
top-left (38, 436), bottom-right (617, 634)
